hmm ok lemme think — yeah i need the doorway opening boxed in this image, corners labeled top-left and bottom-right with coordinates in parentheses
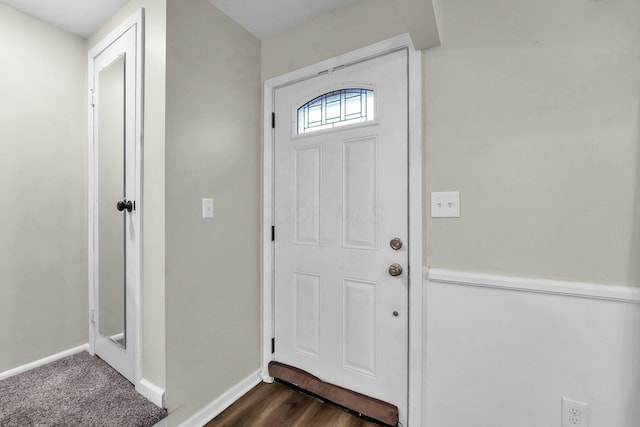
top-left (262, 34), bottom-right (424, 427)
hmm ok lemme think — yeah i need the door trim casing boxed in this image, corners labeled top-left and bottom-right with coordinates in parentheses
top-left (87, 9), bottom-right (144, 387)
top-left (262, 33), bottom-right (424, 426)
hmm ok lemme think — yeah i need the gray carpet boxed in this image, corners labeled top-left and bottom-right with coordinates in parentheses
top-left (0, 351), bottom-right (167, 427)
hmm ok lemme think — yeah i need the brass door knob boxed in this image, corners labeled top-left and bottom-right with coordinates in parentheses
top-left (390, 237), bottom-right (403, 250)
top-left (388, 263), bottom-right (403, 277)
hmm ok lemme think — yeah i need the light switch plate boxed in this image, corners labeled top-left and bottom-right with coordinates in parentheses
top-left (431, 191), bottom-right (460, 218)
top-left (202, 198), bottom-right (214, 218)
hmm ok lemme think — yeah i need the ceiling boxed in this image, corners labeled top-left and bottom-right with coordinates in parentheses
top-left (0, 0), bottom-right (128, 38)
top-left (209, 0), bottom-right (356, 39)
top-left (0, 0), bottom-right (356, 40)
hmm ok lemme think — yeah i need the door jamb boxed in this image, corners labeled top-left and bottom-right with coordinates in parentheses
top-left (87, 9), bottom-right (145, 387)
top-left (261, 33), bottom-right (424, 426)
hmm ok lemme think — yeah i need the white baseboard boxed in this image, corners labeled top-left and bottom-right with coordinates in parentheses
top-left (177, 369), bottom-right (262, 427)
top-left (153, 419), bottom-right (168, 427)
top-left (0, 343), bottom-right (89, 381)
top-left (427, 268), bottom-right (640, 303)
top-left (110, 332), bottom-right (125, 342)
top-left (153, 418), bottom-right (169, 427)
top-left (136, 377), bottom-right (166, 409)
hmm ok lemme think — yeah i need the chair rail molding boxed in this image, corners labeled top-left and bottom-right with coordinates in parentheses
top-left (426, 268), bottom-right (640, 304)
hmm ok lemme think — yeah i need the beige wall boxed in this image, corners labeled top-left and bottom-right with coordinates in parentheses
top-left (261, 0), bottom-right (407, 80)
top-left (0, 4), bottom-right (87, 372)
top-left (88, 0), bottom-right (167, 387)
top-left (424, 0), bottom-right (640, 286)
top-left (164, 0), bottom-right (261, 423)
top-left (263, 0), bottom-right (640, 287)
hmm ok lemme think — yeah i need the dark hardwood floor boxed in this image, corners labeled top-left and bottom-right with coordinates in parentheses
top-left (205, 381), bottom-right (383, 427)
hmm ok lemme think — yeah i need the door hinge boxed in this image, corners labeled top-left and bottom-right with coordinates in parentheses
top-left (90, 89), bottom-right (95, 107)
top-left (90, 308), bottom-right (95, 324)
top-left (271, 112), bottom-right (275, 129)
top-left (271, 225), bottom-right (275, 242)
top-left (271, 338), bottom-right (275, 354)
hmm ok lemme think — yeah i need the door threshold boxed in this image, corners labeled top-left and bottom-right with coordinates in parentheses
top-left (268, 361), bottom-right (398, 427)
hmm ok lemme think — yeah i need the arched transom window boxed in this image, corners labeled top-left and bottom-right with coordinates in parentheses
top-left (297, 88), bottom-right (374, 134)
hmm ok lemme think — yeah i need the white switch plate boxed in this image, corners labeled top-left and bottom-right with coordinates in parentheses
top-left (202, 198), bottom-right (214, 219)
top-left (431, 191), bottom-right (460, 218)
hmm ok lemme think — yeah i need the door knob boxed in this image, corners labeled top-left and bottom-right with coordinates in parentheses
top-left (390, 237), bottom-right (403, 250)
top-left (116, 200), bottom-right (133, 212)
top-left (388, 263), bottom-right (403, 277)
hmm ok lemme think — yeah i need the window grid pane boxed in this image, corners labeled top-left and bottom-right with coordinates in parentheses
top-left (297, 89), bottom-right (374, 134)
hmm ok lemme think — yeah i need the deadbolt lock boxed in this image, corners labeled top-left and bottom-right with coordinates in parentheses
top-left (388, 263), bottom-right (403, 277)
top-left (390, 237), bottom-right (403, 250)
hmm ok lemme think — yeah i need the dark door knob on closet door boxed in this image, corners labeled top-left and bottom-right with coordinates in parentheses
top-left (116, 200), bottom-right (133, 212)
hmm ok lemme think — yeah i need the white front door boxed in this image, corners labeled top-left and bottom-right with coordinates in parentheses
top-left (274, 49), bottom-right (409, 423)
top-left (89, 16), bottom-right (142, 384)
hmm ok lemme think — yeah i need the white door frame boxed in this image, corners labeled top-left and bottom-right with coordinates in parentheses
top-left (87, 9), bottom-right (144, 387)
top-left (262, 33), bottom-right (424, 426)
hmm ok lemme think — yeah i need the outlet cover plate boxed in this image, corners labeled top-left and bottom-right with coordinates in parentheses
top-left (562, 397), bottom-right (588, 427)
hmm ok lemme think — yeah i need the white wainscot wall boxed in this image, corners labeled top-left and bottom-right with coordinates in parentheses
top-left (424, 269), bottom-right (640, 427)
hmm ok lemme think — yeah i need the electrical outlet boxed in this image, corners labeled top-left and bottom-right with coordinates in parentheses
top-left (562, 397), bottom-right (588, 427)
